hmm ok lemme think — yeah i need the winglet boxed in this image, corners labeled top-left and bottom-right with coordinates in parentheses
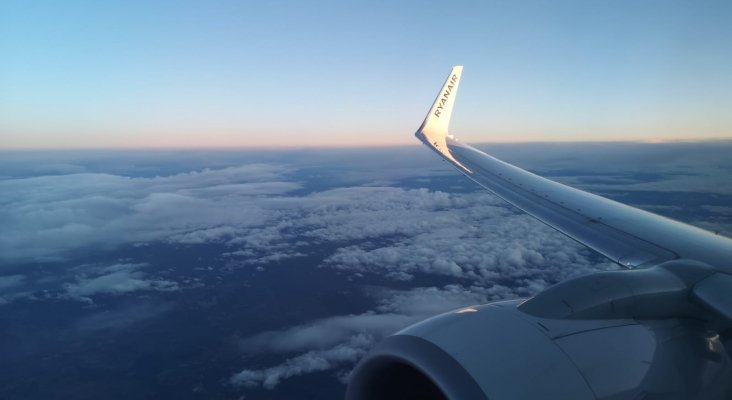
top-left (415, 66), bottom-right (470, 172)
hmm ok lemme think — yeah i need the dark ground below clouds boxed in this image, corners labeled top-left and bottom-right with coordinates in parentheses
top-left (0, 238), bottom-right (491, 400)
top-left (0, 242), bottom-right (365, 399)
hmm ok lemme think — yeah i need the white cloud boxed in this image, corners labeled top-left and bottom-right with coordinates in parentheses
top-left (239, 313), bottom-right (415, 354)
top-left (302, 188), bottom-right (616, 288)
top-left (168, 226), bottom-right (238, 244)
top-left (0, 164), bottom-right (294, 263)
top-left (63, 263), bottom-right (179, 301)
top-left (231, 334), bottom-right (375, 390)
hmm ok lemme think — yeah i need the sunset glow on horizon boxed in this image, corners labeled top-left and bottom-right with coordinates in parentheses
top-left (2, 0), bottom-right (732, 149)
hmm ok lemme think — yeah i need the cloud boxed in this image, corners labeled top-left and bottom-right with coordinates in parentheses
top-left (73, 301), bottom-right (174, 332)
top-left (229, 283), bottom-right (533, 390)
top-left (269, 187), bottom-right (618, 289)
top-left (0, 274), bottom-right (25, 291)
top-left (63, 263), bottom-right (179, 301)
top-left (231, 334), bottom-right (375, 390)
top-left (0, 164), bottom-right (294, 263)
top-left (168, 226), bottom-right (238, 244)
top-left (239, 313), bottom-right (414, 354)
top-left (701, 205), bottom-right (732, 214)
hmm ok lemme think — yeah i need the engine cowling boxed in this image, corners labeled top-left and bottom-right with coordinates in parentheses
top-left (346, 299), bottom-right (732, 400)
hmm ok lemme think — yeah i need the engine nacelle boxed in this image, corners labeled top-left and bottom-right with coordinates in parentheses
top-left (346, 300), bottom-right (732, 400)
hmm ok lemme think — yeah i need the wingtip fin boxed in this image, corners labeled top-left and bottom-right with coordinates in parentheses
top-left (418, 65), bottom-right (463, 138)
top-left (416, 66), bottom-right (469, 171)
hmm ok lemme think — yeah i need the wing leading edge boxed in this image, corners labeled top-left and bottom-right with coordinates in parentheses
top-left (416, 66), bottom-right (732, 273)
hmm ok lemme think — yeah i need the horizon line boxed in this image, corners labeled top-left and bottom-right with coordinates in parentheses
top-left (2, 137), bottom-right (732, 152)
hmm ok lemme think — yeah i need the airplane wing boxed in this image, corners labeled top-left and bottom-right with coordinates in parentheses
top-left (347, 67), bottom-right (732, 400)
top-left (416, 66), bottom-right (732, 273)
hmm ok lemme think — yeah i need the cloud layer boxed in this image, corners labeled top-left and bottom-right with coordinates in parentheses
top-left (0, 164), bottom-right (294, 263)
top-left (2, 159), bottom-right (617, 390)
top-left (3, 146), bottom-right (731, 396)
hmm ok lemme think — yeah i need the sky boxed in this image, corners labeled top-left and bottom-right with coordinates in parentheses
top-left (2, 0), bottom-right (732, 149)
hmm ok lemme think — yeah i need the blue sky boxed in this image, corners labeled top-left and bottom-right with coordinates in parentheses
top-left (1, 0), bottom-right (731, 148)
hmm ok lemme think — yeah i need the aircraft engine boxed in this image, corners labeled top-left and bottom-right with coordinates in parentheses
top-left (346, 299), bottom-right (732, 400)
